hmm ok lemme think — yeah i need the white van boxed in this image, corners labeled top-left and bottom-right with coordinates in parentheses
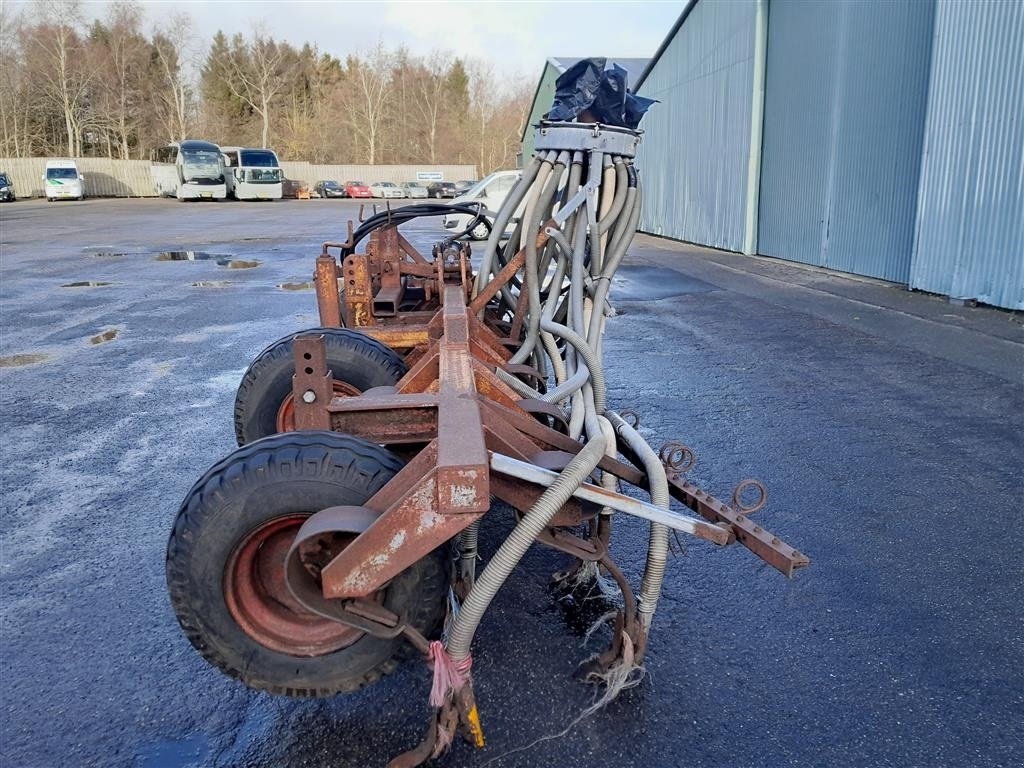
top-left (43, 159), bottom-right (84, 201)
top-left (443, 170), bottom-right (522, 240)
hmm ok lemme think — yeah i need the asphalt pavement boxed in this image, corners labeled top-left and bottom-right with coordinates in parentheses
top-left (1, 197), bottom-right (1021, 767)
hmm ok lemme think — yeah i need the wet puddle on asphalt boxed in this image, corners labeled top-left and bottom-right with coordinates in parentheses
top-left (154, 252), bottom-right (260, 269)
top-left (0, 353), bottom-right (53, 368)
top-left (611, 265), bottom-right (715, 301)
top-left (89, 329), bottom-right (118, 345)
top-left (137, 732), bottom-right (209, 768)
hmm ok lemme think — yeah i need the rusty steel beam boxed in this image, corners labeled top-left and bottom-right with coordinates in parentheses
top-left (665, 470), bottom-right (810, 577)
top-left (291, 335), bottom-right (333, 430)
top-left (320, 471), bottom-right (485, 599)
top-left (435, 285), bottom-right (490, 515)
top-left (314, 254), bottom-right (342, 327)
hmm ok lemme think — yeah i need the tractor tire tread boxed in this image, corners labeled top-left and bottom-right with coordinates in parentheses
top-left (166, 431), bottom-right (446, 697)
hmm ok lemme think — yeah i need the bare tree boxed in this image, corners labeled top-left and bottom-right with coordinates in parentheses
top-left (152, 12), bottom-right (196, 144)
top-left (0, 3), bottom-right (28, 155)
top-left (220, 25), bottom-right (284, 148)
top-left (29, 0), bottom-right (92, 156)
top-left (413, 51), bottom-right (452, 164)
top-left (90, 1), bottom-right (147, 158)
top-left (339, 43), bottom-right (393, 164)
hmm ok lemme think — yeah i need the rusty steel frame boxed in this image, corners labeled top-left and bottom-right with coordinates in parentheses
top-left (291, 231), bottom-right (806, 606)
top-left (275, 211), bottom-right (809, 767)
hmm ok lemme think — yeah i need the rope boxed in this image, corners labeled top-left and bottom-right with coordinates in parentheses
top-left (428, 641), bottom-right (473, 707)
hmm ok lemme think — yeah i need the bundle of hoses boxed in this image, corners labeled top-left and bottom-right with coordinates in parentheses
top-left (442, 135), bottom-right (671, 672)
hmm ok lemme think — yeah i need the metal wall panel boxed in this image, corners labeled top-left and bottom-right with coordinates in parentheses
top-left (758, 0), bottom-right (935, 283)
top-left (635, 0), bottom-right (757, 252)
top-left (910, 0), bottom-right (1024, 310)
top-left (521, 63), bottom-right (561, 161)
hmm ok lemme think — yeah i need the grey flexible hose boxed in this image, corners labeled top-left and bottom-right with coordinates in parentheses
top-left (509, 159), bottom-right (564, 365)
top-left (474, 154), bottom-right (544, 299)
top-left (446, 435), bottom-right (608, 659)
top-left (606, 410), bottom-right (669, 627)
top-left (597, 159), bottom-right (628, 235)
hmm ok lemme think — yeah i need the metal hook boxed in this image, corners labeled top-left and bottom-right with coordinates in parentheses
top-left (731, 479), bottom-right (767, 515)
top-left (619, 410), bottom-right (640, 429)
top-left (658, 441), bottom-right (696, 472)
top-left (340, 219), bottom-right (355, 249)
top-left (358, 204), bottom-right (367, 223)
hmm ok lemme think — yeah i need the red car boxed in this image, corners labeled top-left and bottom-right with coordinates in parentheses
top-left (344, 180), bottom-right (372, 198)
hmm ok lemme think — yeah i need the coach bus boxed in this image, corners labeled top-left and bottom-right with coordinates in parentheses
top-left (150, 140), bottom-right (227, 201)
top-left (220, 146), bottom-right (283, 201)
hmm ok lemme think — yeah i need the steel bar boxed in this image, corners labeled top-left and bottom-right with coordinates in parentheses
top-left (488, 452), bottom-right (732, 545)
top-left (665, 470), bottom-right (810, 577)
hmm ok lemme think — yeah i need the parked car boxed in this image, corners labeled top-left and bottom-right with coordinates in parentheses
top-left (0, 172), bottom-right (14, 202)
top-left (370, 181), bottom-right (405, 199)
top-left (443, 170), bottom-right (522, 240)
top-left (426, 181), bottom-right (457, 199)
top-left (344, 180), bottom-right (373, 198)
top-left (282, 178), bottom-right (311, 199)
top-left (401, 181), bottom-right (429, 199)
top-left (453, 180), bottom-right (475, 194)
top-left (314, 180), bottom-right (346, 198)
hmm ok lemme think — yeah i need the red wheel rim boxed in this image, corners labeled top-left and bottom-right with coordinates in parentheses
top-left (224, 515), bottom-right (365, 656)
top-left (275, 380), bottom-right (360, 433)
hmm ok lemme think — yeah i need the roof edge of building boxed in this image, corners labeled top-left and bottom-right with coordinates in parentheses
top-left (633, 0), bottom-right (701, 93)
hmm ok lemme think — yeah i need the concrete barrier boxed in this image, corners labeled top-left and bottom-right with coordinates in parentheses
top-left (0, 157), bottom-right (478, 199)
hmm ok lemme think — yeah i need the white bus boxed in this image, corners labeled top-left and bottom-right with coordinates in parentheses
top-left (150, 140), bottom-right (227, 201)
top-left (220, 147), bottom-right (283, 201)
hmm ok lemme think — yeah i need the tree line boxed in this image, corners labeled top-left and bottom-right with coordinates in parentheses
top-left (0, 1), bottom-right (533, 173)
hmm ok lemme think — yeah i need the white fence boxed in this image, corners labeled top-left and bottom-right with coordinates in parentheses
top-left (0, 157), bottom-right (478, 198)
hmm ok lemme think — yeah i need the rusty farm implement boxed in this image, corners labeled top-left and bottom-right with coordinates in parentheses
top-left (166, 118), bottom-right (808, 766)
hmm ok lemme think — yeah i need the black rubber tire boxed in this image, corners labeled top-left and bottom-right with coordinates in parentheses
top-left (234, 327), bottom-right (408, 446)
top-left (166, 431), bottom-right (450, 697)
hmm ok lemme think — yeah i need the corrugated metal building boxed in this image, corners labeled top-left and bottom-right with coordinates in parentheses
top-left (633, 0), bottom-right (1024, 309)
top-left (520, 57), bottom-right (649, 163)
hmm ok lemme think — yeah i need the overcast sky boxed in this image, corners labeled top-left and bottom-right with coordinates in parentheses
top-left (51, 0), bottom-right (683, 81)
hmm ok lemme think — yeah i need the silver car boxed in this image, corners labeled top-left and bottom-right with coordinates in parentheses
top-left (369, 181), bottom-right (405, 199)
top-left (401, 182), bottom-right (429, 199)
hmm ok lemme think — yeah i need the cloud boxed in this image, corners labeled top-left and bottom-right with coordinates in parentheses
top-left (20, 0), bottom-right (683, 81)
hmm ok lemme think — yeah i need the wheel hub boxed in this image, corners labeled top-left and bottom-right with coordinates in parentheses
top-left (275, 380), bottom-right (360, 433)
top-left (224, 515), bottom-right (366, 656)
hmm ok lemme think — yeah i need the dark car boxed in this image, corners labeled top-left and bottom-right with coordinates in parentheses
top-left (314, 180), bottom-right (346, 198)
top-left (426, 181), bottom-right (457, 199)
top-left (453, 180), bottom-right (475, 194)
top-left (0, 172), bottom-right (15, 202)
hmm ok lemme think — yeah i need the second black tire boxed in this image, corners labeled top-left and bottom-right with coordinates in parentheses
top-left (234, 327), bottom-right (407, 446)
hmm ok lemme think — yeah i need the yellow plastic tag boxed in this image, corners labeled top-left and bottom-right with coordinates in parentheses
top-left (467, 704), bottom-right (486, 748)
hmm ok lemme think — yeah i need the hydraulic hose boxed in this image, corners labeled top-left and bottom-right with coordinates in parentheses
top-left (474, 154), bottom-right (544, 299)
top-left (509, 158), bottom-right (567, 365)
top-left (606, 410), bottom-right (670, 627)
top-left (446, 435), bottom-right (608, 660)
